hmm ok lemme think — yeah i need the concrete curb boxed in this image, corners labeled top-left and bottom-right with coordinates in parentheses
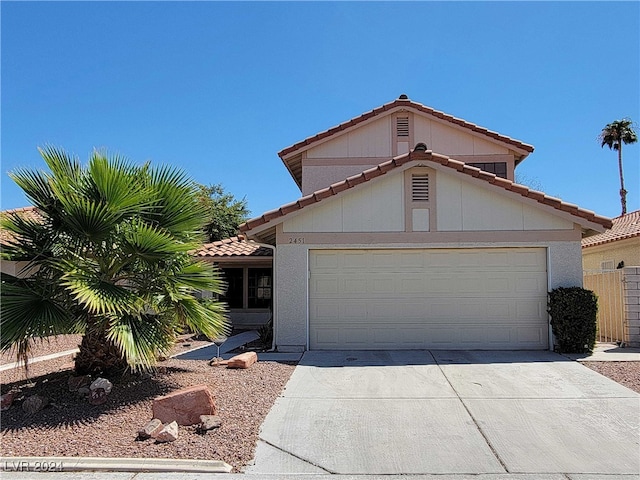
top-left (0, 349), bottom-right (79, 372)
top-left (0, 457), bottom-right (232, 473)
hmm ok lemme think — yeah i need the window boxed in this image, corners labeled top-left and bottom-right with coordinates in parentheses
top-left (221, 268), bottom-right (243, 308)
top-left (468, 162), bottom-right (507, 179)
top-left (248, 268), bottom-right (271, 309)
top-left (218, 267), bottom-right (272, 309)
top-left (411, 174), bottom-right (429, 201)
top-left (600, 260), bottom-right (615, 271)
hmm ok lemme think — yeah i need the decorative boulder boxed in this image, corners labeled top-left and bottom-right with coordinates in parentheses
top-left (198, 414), bottom-right (222, 432)
top-left (89, 388), bottom-right (108, 405)
top-left (138, 418), bottom-right (164, 439)
top-left (152, 385), bottom-right (216, 426)
top-left (22, 395), bottom-right (48, 415)
top-left (89, 377), bottom-right (113, 394)
top-left (155, 421), bottom-right (179, 442)
top-left (227, 352), bottom-right (258, 369)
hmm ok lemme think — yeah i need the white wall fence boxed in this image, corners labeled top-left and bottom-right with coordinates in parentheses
top-left (583, 267), bottom-right (640, 346)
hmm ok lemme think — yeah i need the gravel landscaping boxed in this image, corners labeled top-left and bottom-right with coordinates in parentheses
top-left (1, 335), bottom-right (638, 472)
top-left (582, 361), bottom-right (640, 394)
top-left (0, 335), bottom-right (296, 472)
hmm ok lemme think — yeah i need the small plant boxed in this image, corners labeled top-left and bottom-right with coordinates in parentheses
top-left (548, 287), bottom-right (598, 353)
top-left (258, 317), bottom-right (273, 348)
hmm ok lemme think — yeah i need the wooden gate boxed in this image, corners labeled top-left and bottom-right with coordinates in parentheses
top-left (583, 270), bottom-right (625, 342)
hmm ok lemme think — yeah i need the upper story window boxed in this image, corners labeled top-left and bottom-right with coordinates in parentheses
top-left (468, 162), bottom-right (507, 179)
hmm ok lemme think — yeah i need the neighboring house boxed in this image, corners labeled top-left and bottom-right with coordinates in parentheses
top-left (582, 210), bottom-right (640, 270)
top-left (239, 95), bottom-right (612, 352)
top-left (0, 208), bottom-right (274, 331)
top-left (582, 210), bottom-right (640, 346)
top-left (0, 206), bottom-right (41, 278)
top-left (195, 236), bottom-right (273, 329)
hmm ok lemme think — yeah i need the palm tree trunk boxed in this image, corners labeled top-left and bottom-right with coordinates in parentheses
top-left (74, 325), bottom-right (128, 377)
top-left (618, 144), bottom-right (627, 215)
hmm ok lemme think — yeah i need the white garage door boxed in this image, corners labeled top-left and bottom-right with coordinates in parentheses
top-left (309, 248), bottom-right (549, 350)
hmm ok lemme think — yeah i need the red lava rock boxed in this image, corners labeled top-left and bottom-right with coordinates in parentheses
top-left (68, 375), bottom-right (91, 392)
top-left (1, 392), bottom-right (15, 411)
top-left (152, 384), bottom-right (216, 426)
top-left (227, 352), bottom-right (258, 369)
top-left (89, 388), bottom-right (108, 405)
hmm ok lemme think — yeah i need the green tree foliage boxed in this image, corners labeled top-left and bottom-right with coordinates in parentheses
top-left (1, 147), bottom-right (229, 376)
top-left (196, 184), bottom-right (249, 242)
top-left (599, 119), bottom-right (638, 215)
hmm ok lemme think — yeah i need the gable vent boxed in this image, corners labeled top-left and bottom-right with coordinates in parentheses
top-left (396, 117), bottom-right (409, 137)
top-left (411, 174), bottom-right (429, 201)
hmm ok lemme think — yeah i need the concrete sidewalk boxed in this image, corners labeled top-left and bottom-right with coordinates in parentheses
top-left (3, 473), bottom-right (640, 479)
top-left (562, 342), bottom-right (640, 362)
top-left (173, 330), bottom-right (302, 362)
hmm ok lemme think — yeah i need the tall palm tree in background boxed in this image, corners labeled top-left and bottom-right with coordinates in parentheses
top-left (1, 147), bottom-right (229, 376)
top-left (599, 119), bottom-right (638, 215)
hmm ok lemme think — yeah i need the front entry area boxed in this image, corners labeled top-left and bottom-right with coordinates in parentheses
top-left (308, 247), bottom-right (549, 350)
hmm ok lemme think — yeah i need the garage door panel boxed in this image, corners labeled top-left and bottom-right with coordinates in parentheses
top-left (309, 248), bottom-right (549, 350)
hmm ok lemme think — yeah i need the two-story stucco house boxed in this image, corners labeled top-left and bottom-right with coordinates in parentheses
top-left (238, 95), bottom-right (612, 352)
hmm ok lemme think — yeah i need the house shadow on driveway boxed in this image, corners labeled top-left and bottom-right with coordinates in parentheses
top-left (298, 349), bottom-right (568, 367)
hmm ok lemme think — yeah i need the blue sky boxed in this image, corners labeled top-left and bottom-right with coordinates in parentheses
top-left (2, 1), bottom-right (639, 220)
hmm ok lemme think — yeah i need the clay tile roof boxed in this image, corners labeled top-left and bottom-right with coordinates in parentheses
top-left (0, 206), bottom-right (43, 244)
top-left (278, 96), bottom-right (535, 159)
top-left (195, 236), bottom-right (273, 258)
top-left (581, 210), bottom-right (640, 248)
top-left (240, 149), bottom-right (612, 234)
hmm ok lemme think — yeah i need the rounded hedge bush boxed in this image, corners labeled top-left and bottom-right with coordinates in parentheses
top-left (548, 287), bottom-right (598, 353)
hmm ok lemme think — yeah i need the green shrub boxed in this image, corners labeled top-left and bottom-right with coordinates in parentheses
top-left (548, 287), bottom-right (598, 353)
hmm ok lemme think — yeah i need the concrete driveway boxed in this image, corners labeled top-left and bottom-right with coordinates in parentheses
top-left (246, 350), bottom-right (640, 476)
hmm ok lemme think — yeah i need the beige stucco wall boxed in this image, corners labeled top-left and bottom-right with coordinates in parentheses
top-left (415, 117), bottom-right (510, 156)
top-left (307, 116), bottom-right (392, 159)
top-left (302, 111), bottom-right (517, 195)
top-left (437, 173), bottom-right (575, 231)
top-left (287, 167), bottom-right (576, 234)
top-left (302, 164), bottom-right (378, 196)
top-left (285, 173), bottom-right (404, 233)
top-left (582, 237), bottom-right (640, 270)
top-left (273, 240), bottom-right (583, 352)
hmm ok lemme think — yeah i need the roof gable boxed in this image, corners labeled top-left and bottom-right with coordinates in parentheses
top-left (241, 146), bottom-right (612, 237)
top-left (278, 95), bottom-right (535, 188)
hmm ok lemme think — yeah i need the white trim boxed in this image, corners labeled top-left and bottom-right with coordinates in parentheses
top-left (306, 250), bottom-right (310, 351)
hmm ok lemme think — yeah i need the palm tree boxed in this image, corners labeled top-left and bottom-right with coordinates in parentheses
top-left (1, 147), bottom-right (229, 376)
top-left (599, 119), bottom-right (638, 215)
